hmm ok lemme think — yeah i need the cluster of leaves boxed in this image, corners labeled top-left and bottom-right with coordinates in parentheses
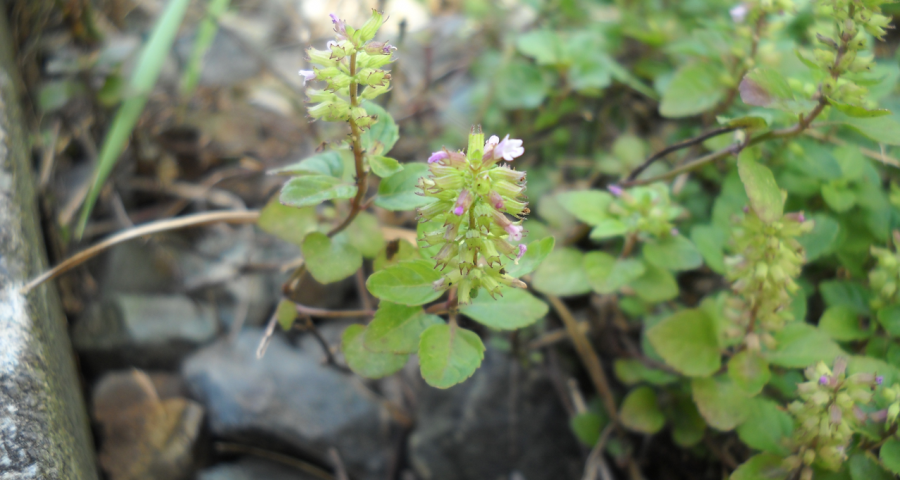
top-left (448, 0), bottom-right (900, 478)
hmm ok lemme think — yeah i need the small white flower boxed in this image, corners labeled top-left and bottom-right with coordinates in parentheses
top-left (494, 135), bottom-right (524, 161)
top-left (298, 70), bottom-right (316, 85)
top-left (730, 4), bottom-right (748, 23)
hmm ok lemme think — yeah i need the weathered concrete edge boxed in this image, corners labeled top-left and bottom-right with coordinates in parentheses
top-left (0, 5), bottom-right (99, 480)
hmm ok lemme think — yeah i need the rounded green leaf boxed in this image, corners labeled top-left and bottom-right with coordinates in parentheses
top-left (280, 175), bottom-right (358, 208)
top-left (374, 162), bottom-right (434, 211)
top-left (799, 213), bottom-right (840, 262)
top-left (613, 359), bottom-right (678, 386)
top-left (727, 351), bottom-right (771, 396)
top-left (765, 323), bottom-right (844, 368)
top-left (691, 376), bottom-right (751, 431)
top-left (849, 453), bottom-right (893, 480)
top-left (555, 190), bottom-right (613, 226)
top-left (737, 150), bottom-right (783, 224)
top-left (275, 299), bottom-right (296, 331)
top-left (364, 302), bottom-right (443, 354)
top-left (373, 239), bottom-right (421, 272)
top-left (646, 308), bottom-right (721, 377)
top-left (345, 212), bottom-right (385, 259)
top-left (257, 196), bottom-right (319, 246)
top-left (822, 183), bottom-right (856, 213)
top-left (341, 325), bottom-right (409, 379)
top-left (730, 453), bottom-right (789, 480)
top-left (369, 155), bottom-right (404, 178)
top-left (628, 262), bottom-right (678, 303)
top-left (361, 101), bottom-right (399, 153)
top-left (419, 324), bottom-right (485, 389)
top-left (531, 248), bottom-right (592, 297)
top-left (302, 232), bottom-right (362, 284)
top-left (503, 236), bottom-right (555, 279)
top-left (690, 224), bottom-right (727, 274)
top-left (642, 235), bottom-right (703, 272)
top-left (660, 62), bottom-right (724, 118)
top-left (585, 252), bottom-right (645, 294)
top-left (819, 305), bottom-right (870, 341)
top-left (878, 305), bottom-right (900, 337)
top-left (880, 439), bottom-right (900, 475)
top-left (668, 396), bottom-right (706, 447)
top-left (736, 398), bottom-right (794, 456)
top-left (366, 259), bottom-right (443, 306)
top-left (620, 386), bottom-right (665, 434)
top-left (459, 288), bottom-right (549, 330)
top-left (269, 150), bottom-right (344, 178)
top-left (570, 412), bottom-right (606, 447)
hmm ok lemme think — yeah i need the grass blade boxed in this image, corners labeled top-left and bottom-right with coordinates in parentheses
top-left (180, 0), bottom-right (231, 97)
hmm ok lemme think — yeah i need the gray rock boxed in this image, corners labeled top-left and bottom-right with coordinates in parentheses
top-left (0, 7), bottom-right (98, 480)
top-left (182, 330), bottom-right (389, 479)
top-left (408, 352), bottom-right (582, 480)
top-left (197, 458), bottom-right (321, 480)
top-left (73, 293), bottom-right (218, 369)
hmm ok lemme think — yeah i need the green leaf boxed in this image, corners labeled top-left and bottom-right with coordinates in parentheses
top-left (460, 288), bottom-right (548, 330)
top-left (366, 259), bottom-right (444, 306)
top-left (829, 98), bottom-right (891, 118)
top-left (345, 212), bottom-right (385, 258)
top-left (820, 281), bottom-right (871, 315)
top-left (570, 412), bottom-right (606, 447)
top-left (849, 453), bottom-right (893, 480)
top-left (301, 232), bottom-right (362, 284)
top-left (504, 236), bottom-right (555, 278)
top-left (739, 67), bottom-right (814, 114)
top-left (369, 155), bottom-right (404, 178)
top-left (257, 196), bottom-right (319, 246)
top-left (375, 162), bottom-right (434, 211)
top-left (691, 376), bottom-right (751, 431)
top-left (269, 150), bottom-right (344, 178)
top-left (629, 262), bottom-right (679, 303)
top-left (275, 299), bottom-right (296, 331)
top-left (342, 324), bottom-right (409, 379)
top-left (647, 308), bottom-right (721, 377)
top-left (556, 190), bottom-right (613, 226)
top-left (691, 224), bottom-right (727, 274)
top-left (589, 219), bottom-right (629, 240)
top-left (819, 305), bottom-right (870, 341)
top-left (585, 252), bottom-right (646, 294)
top-left (516, 29), bottom-right (562, 65)
top-left (660, 62), bottom-right (724, 118)
top-left (496, 61), bottom-right (550, 110)
top-left (766, 322), bottom-right (844, 368)
top-left (730, 453), bottom-right (790, 480)
top-left (736, 398), bottom-right (794, 455)
top-left (280, 175), bottom-right (358, 208)
top-left (614, 359), bottom-right (679, 386)
top-left (643, 235), bottom-right (703, 272)
top-left (822, 183), bottom-right (857, 213)
top-left (668, 396), bottom-right (706, 447)
top-left (727, 351), bottom-right (771, 396)
top-left (364, 302), bottom-right (443, 354)
top-left (835, 113), bottom-right (900, 146)
top-left (737, 150), bottom-right (783, 223)
top-left (373, 239), bottom-right (421, 272)
top-left (718, 115), bottom-right (769, 130)
top-left (418, 324), bottom-right (485, 389)
top-left (531, 248), bottom-right (592, 297)
top-left (799, 213), bottom-right (840, 262)
top-left (878, 305), bottom-right (900, 337)
top-left (879, 439), bottom-right (900, 475)
top-left (361, 101), bottom-right (399, 153)
top-left (620, 386), bottom-right (666, 434)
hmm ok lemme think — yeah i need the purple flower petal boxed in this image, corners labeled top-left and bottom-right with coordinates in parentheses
top-left (428, 151), bottom-right (449, 164)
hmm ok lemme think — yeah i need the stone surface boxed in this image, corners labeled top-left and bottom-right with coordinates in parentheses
top-left (92, 370), bottom-right (204, 480)
top-left (197, 458), bottom-right (321, 480)
top-left (408, 351), bottom-right (583, 480)
top-left (0, 6), bottom-right (98, 480)
top-left (182, 330), bottom-right (389, 479)
top-left (72, 293), bottom-right (218, 370)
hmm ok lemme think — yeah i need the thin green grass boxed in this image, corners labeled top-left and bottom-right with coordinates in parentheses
top-left (180, 0), bottom-right (231, 98)
top-left (76, 0), bottom-right (191, 238)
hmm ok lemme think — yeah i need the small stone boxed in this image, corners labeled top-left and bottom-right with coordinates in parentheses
top-left (93, 370), bottom-right (203, 480)
top-left (408, 351), bottom-right (581, 480)
top-left (182, 330), bottom-right (389, 478)
top-left (72, 293), bottom-right (218, 369)
top-left (197, 458), bottom-right (322, 480)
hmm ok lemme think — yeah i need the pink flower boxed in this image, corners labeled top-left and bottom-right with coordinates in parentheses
top-left (516, 244), bottom-right (527, 260)
top-left (453, 190), bottom-right (472, 216)
top-left (298, 70), bottom-right (316, 84)
top-left (428, 151), bottom-right (449, 164)
top-left (819, 375), bottom-right (829, 386)
top-left (670, 228), bottom-right (679, 236)
top-left (505, 224), bottom-right (523, 241)
top-left (489, 191), bottom-right (505, 210)
top-left (608, 184), bottom-right (623, 197)
top-left (493, 135), bottom-right (524, 161)
top-left (330, 13), bottom-right (347, 38)
top-left (730, 4), bottom-right (748, 23)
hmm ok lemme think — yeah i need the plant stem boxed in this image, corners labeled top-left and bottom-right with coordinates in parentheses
top-left (294, 303), bottom-right (374, 319)
top-left (328, 51), bottom-right (369, 237)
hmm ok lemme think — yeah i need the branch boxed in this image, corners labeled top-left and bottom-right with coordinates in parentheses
top-left (625, 126), bottom-right (737, 182)
top-left (294, 303), bottom-right (374, 319)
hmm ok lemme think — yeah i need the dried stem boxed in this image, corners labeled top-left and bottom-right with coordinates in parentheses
top-left (294, 303), bottom-right (374, 319)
